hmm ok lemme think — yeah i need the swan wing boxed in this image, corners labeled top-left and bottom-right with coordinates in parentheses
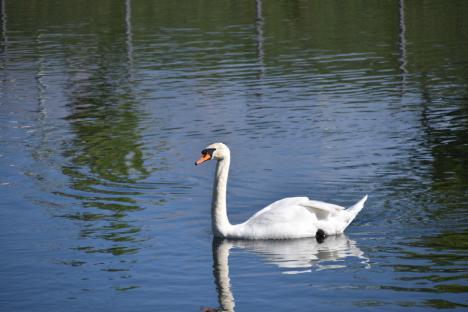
top-left (249, 197), bottom-right (344, 220)
top-left (234, 197), bottom-right (334, 239)
top-left (300, 200), bottom-right (345, 213)
top-left (296, 199), bottom-right (344, 221)
top-left (248, 197), bottom-right (311, 220)
top-left (233, 197), bottom-right (316, 238)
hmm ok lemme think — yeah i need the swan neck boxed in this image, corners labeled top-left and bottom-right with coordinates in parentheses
top-left (212, 154), bottom-right (231, 237)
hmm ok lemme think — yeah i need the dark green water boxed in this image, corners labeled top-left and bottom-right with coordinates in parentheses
top-left (1, 0), bottom-right (467, 311)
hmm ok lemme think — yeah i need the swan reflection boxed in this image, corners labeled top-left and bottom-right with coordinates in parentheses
top-left (205, 235), bottom-right (368, 312)
top-left (234, 235), bottom-right (368, 273)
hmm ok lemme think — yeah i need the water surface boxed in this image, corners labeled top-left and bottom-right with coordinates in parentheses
top-left (1, 0), bottom-right (467, 311)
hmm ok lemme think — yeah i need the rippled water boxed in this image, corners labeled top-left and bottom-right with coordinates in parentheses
top-left (1, 0), bottom-right (467, 311)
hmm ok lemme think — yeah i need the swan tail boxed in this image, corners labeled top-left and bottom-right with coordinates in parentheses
top-left (345, 195), bottom-right (368, 225)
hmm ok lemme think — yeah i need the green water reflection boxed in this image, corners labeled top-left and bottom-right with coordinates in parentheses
top-left (63, 87), bottom-right (147, 252)
top-left (389, 231), bottom-right (468, 308)
top-left (53, 0), bottom-right (149, 256)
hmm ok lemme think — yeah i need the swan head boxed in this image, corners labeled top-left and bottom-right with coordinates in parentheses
top-left (195, 143), bottom-right (230, 165)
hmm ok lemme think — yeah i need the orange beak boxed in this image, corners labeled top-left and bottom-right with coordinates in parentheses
top-left (195, 153), bottom-right (211, 165)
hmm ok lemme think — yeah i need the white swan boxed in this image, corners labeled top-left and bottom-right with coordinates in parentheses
top-left (195, 143), bottom-right (367, 239)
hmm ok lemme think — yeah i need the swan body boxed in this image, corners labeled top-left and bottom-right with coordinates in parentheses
top-left (196, 143), bottom-right (367, 240)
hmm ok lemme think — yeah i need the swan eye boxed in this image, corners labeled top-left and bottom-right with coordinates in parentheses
top-left (202, 148), bottom-right (216, 157)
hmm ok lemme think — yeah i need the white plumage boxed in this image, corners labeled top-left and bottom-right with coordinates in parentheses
top-left (196, 143), bottom-right (367, 239)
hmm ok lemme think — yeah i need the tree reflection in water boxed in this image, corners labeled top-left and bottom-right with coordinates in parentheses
top-left (57, 4), bottom-right (151, 259)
